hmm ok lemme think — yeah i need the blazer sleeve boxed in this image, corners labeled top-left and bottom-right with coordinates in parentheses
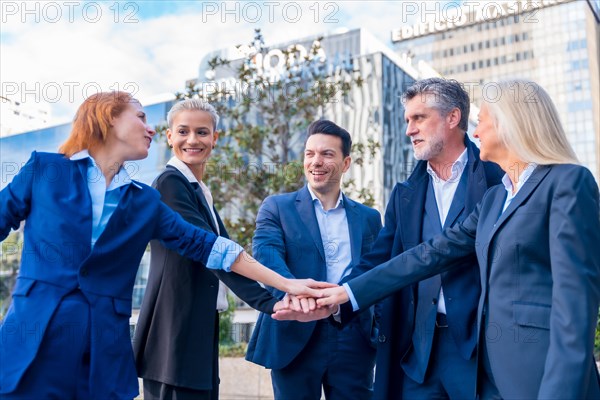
top-left (538, 167), bottom-right (600, 399)
top-left (347, 198), bottom-right (481, 310)
top-left (155, 173), bottom-right (278, 314)
top-left (252, 196), bottom-right (296, 299)
top-left (0, 152), bottom-right (35, 240)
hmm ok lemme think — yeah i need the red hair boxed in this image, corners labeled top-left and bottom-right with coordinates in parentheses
top-left (59, 91), bottom-right (138, 157)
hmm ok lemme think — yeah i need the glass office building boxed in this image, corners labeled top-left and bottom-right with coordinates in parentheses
top-left (392, 0), bottom-right (600, 179)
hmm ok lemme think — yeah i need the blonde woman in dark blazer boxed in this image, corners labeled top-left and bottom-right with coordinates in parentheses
top-left (133, 99), bottom-right (288, 400)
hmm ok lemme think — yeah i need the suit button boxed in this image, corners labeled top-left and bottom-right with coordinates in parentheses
top-left (432, 298), bottom-right (437, 305)
top-left (81, 268), bottom-right (89, 277)
top-left (410, 300), bottom-right (414, 305)
top-left (378, 335), bottom-right (386, 343)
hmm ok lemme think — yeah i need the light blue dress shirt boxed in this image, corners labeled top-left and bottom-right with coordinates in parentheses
top-left (307, 186), bottom-right (352, 284)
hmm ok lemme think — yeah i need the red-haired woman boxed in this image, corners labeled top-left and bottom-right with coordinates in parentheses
top-left (0, 92), bottom-right (328, 399)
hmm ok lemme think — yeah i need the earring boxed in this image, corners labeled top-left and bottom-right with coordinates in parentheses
top-left (168, 143), bottom-right (173, 148)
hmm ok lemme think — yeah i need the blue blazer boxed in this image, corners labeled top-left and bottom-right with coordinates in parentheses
top-left (245, 186), bottom-right (382, 369)
top-left (0, 152), bottom-right (220, 399)
top-left (340, 137), bottom-right (502, 398)
top-left (347, 164), bottom-right (600, 400)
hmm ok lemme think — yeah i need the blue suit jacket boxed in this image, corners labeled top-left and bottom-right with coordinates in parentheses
top-left (0, 152), bottom-right (219, 399)
top-left (340, 137), bottom-right (502, 399)
top-left (245, 186), bottom-right (382, 369)
top-left (347, 164), bottom-right (600, 400)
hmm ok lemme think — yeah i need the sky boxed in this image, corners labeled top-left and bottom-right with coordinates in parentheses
top-left (0, 0), bottom-right (452, 126)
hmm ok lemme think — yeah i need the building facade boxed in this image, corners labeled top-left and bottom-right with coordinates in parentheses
top-left (392, 0), bottom-right (600, 179)
top-left (1, 29), bottom-right (434, 338)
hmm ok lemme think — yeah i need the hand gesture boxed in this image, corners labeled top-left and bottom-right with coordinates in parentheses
top-left (271, 304), bottom-right (338, 322)
top-left (315, 286), bottom-right (349, 307)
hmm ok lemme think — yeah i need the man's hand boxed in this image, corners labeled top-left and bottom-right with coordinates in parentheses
top-left (315, 286), bottom-right (349, 307)
top-left (271, 304), bottom-right (338, 322)
top-left (273, 294), bottom-right (316, 313)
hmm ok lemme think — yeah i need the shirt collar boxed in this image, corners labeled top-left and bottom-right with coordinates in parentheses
top-left (307, 185), bottom-right (344, 210)
top-left (426, 147), bottom-right (469, 183)
top-left (502, 163), bottom-right (538, 195)
top-left (70, 149), bottom-right (139, 190)
top-left (167, 156), bottom-right (200, 184)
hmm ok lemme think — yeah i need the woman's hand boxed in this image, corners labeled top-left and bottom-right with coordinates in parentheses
top-left (284, 278), bottom-right (337, 299)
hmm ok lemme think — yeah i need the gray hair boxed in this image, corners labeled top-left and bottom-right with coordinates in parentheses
top-left (167, 98), bottom-right (219, 131)
top-left (402, 78), bottom-right (470, 131)
top-left (485, 79), bottom-right (578, 165)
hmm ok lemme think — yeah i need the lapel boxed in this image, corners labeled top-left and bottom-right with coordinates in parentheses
top-left (486, 165), bottom-right (551, 243)
top-left (165, 165), bottom-right (220, 235)
top-left (213, 208), bottom-right (229, 239)
top-left (295, 186), bottom-right (326, 262)
top-left (424, 179), bottom-right (443, 233)
top-left (192, 184), bottom-right (219, 234)
top-left (400, 162), bottom-right (429, 248)
top-left (343, 195), bottom-right (362, 265)
top-left (443, 167), bottom-right (468, 229)
top-left (464, 137), bottom-right (492, 213)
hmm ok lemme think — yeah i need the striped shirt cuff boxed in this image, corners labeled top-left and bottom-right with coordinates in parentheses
top-left (206, 236), bottom-right (244, 272)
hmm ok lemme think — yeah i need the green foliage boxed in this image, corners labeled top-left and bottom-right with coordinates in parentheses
top-left (162, 29), bottom-right (377, 246)
top-left (594, 315), bottom-right (600, 362)
top-left (0, 231), bottom-right (22, 320)
top-left (218, 342), bottom-right (248, 358)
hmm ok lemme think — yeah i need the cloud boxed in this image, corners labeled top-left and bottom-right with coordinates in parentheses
top-left (1, 1), bottom-right (413, 125)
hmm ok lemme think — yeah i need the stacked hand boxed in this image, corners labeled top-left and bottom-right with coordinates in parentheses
top-left (271, 280), bottom-right (352, 322)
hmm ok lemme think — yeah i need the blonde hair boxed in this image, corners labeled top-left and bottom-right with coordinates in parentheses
top-left (484, 79), bottom-right (578, 165)
top-left (167, 98), bottom-right (219, 131)
top-left (59, 91), bottom-right (138, 157)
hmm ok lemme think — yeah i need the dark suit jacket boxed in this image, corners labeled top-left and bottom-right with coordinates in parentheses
top-left (347, 164), bottom-right (600, 400)
top-left (341, 137), bottom-right (502, 399)
top-left (133, 166), bottom-right (278, 391)
top-left (0, 152), bottom-right (220, 399)
top-left (245, 186), bottom-right (382, 369)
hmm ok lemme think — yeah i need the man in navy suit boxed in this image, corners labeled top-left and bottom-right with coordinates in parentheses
top-left (339, 78), bottom-right (503, 399)
top-left (245, 120), bottom-right (382, 400)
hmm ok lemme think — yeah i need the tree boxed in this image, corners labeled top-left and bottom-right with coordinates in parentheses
top-left (161, 29), bottom-right (379, 247)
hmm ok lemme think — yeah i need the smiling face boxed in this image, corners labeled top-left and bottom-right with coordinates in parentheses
top-left (108, 101), bottom-right (155, 162)
top-left (474, 102), bottom-right (508, 164)
top-left (404, 95), bottom-right (454, 163)
top-left (303, 133), bottom-right (351, 196)
top-left (166, 110), bottom-right (218, 179)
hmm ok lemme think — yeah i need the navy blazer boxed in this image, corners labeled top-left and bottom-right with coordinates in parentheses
top-left (347, 164), bottom-right (600, 400)
top-left (0, 152), bottom-right (222, 399)
top-left (245, 186), bottom-right (382, 369)
top-left (340, 137), bottom-right (502, 399)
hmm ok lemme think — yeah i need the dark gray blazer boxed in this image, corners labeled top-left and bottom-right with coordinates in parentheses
top-left (347, 164), bottom-right (600, 399)
top-left (133, 166), bottom-right (278, 391)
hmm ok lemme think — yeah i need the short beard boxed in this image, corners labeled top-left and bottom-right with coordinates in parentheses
top-left (414, 139), bottom-right (444, 161)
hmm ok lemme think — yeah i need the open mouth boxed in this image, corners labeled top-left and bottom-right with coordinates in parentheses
top-left (412, 139), bottom-right (424, 146)
top-left (183, 148), bottom-right (204, 154)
